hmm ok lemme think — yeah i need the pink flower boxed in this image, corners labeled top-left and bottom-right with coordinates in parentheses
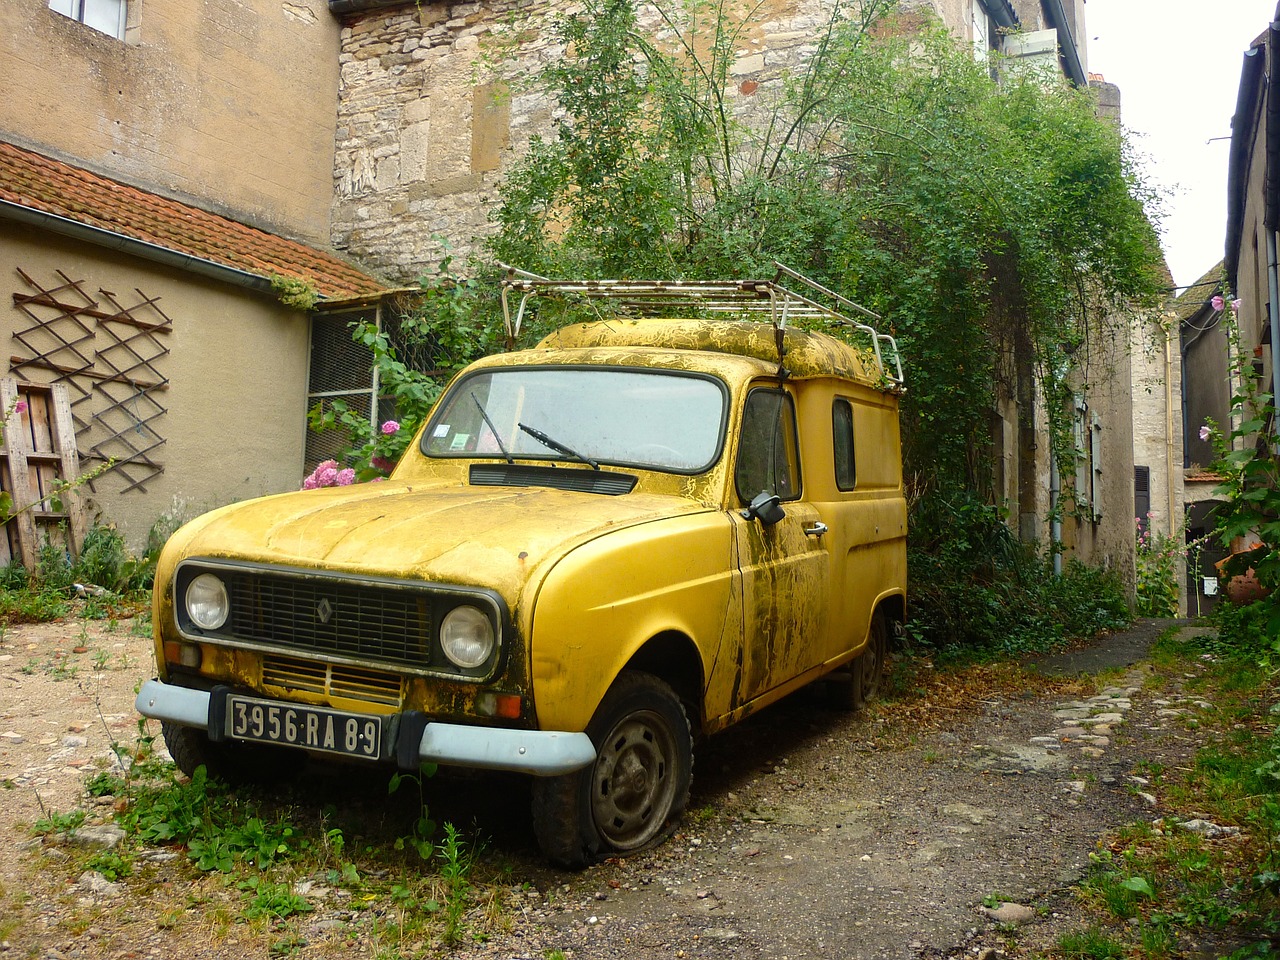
top-left (1211, 295), bottom-right (1225, 312)
top-left (1232, 298), bottom-right (1242, 314)
top-left (1199, 425), bottom-right (1211, 441)
top-left (336, 468), bottom-right (356, 485)
top-left (14, 400), bottom-right (27, 415)
top-left (381, 420), bottom-right (400, 435)
top-left (302, 459), bottom-right (341, 489)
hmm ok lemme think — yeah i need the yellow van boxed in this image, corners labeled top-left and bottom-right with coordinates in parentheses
top-left (136, 266), bottom-right (907, 866)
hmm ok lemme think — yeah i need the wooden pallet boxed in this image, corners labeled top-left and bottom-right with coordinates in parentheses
top-left (0, 379), bottom-right (89, 568)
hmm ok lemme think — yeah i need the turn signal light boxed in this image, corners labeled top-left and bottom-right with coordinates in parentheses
top-left (162, 641), bottom-right (202, 669)
top-left (476, 692), bottom-right (523, 719)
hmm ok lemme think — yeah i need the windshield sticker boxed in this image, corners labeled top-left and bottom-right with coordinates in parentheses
top-left (449, 433), bottom-right (470, 451)
top-left (434, 424), bottom-right (451, 438)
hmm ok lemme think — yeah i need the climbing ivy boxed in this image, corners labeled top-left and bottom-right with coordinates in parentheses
top-left (490, 0), bottom-right (1166, 524)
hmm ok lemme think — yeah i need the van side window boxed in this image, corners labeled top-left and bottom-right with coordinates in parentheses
top-left (735, 388), bottom-right (801, 502)
top-left (833, 398), bottom-right (856, 490)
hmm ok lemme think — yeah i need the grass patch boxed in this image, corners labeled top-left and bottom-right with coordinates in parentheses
top-left (1048, 608), bottom-right (1280, 959)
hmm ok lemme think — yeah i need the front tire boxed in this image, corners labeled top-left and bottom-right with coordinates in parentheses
top-left (531, 671), bottom-right (693, 868)
top-left (160, 721), bottom-right (302, 785)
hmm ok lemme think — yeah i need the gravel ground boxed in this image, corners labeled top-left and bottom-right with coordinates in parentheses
top-left (0, 615), bottom-right (1217, 959)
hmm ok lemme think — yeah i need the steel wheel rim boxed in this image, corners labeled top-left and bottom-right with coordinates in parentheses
top-left (591, 709), bottom-right (677, 850)
top-left (859, 622), bottom-right (884, 700)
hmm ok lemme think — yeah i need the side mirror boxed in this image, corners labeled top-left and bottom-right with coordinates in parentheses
top-left (741, 491), bottom-right (786, 526)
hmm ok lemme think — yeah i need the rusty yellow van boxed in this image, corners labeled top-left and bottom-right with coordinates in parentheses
top-left (136, 267), bottom-right (907, 866)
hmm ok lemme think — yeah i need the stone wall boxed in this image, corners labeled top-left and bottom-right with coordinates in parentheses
top-left (330, 0), bottom-right (880, 282)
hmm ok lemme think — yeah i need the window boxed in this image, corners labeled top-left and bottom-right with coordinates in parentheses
top-left (735, 388), bottom-right (801, 502)
top-left (971, 1), bottom-right (995, 61)
top-left (1134, 466), bottom-right (1150, 531)
top-left (833, 398), bottom-right (856, 490)
top-left (1073, 397), bottom-right (1103, 522)
top-left (49, 0), bottom-right (126, 39)
top-left (424, 367), bottom-right (726, 473)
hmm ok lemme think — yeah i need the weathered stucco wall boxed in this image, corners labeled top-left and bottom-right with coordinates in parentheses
top-left (1131, 315), bottom-right (1186, 611)
top-left (0, 223), bottom-right (311, 548)
top-left (1, 0), bottom-right (342, 243)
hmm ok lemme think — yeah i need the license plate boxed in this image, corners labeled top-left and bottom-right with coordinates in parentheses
top-left (223, 695), bottom-right (383, 760)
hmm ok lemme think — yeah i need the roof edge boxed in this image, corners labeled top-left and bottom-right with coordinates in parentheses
top-left (0, 198), bottom-right (281, 299)
top-left (1226, 46), bottom-right (1267, 290)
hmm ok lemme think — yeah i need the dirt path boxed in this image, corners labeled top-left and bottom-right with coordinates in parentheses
top-left (0, 616), bottom-right (1210, 959)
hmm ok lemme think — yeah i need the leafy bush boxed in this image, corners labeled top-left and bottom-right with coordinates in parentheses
top-left (906, 495), bottom-right (1129, 658)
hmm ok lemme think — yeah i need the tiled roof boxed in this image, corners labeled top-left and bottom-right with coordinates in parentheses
top-left (1185, 470), bottom-right (1224, 483)
top-left (0, 139), bottom-right (388, 301)
top-left (1174, 261), bottom-right (1224, 324)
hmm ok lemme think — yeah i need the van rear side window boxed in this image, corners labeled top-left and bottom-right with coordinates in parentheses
top-left (833, 398), bottom-right (856, 490)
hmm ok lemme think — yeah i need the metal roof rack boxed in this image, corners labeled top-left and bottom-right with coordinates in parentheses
top-left (498, 262), bottom-right (904, 387)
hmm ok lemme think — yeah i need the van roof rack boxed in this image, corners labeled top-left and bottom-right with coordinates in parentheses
top-left (498, 262), bottom-right (905, 387)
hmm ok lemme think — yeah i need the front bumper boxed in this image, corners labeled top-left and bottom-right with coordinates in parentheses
top-left (135, 679), bottom-right (596, 777)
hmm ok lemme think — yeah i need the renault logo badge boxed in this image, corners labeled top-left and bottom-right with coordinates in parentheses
top-left (316, 597), bottom-right (333, 624)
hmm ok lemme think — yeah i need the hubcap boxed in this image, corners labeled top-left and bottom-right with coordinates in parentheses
top-left (591, 710), bottom-right (677, 850)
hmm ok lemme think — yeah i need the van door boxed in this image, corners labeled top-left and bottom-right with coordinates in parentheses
top-left (728, 384), bottom-right (831, 706)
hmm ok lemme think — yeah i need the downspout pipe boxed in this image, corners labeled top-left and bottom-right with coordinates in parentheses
top-left (0, 199), bottom-right (278, 297)
top-left (1041, 0), bottom-right (1087, 87)
top-left (1050, 456), bottom-right (1062, 576)
top-left (1226, 47), bottom-right (1265, 291)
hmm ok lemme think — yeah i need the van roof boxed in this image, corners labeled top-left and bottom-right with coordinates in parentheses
top-left (537, 318), bottom-right (888, 387)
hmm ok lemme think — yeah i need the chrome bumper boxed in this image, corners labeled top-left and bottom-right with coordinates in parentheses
top-left (134, 679), bottom-right (595, 776)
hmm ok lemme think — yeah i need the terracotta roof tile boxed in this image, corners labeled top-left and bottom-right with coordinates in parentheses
top-left (0, 139), bottom-right (388, 301)
top-left (1185, 470), bottom-right (1224, 483)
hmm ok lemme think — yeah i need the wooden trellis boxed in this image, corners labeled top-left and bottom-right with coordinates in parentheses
top-left (0, 379), bottom-right (89, 568)
top-left (10, 268), bottom-right (98, 433)
top-left (91, 287), bottom-right (171, 493)
top-left (9, 269), bottom-right (170, 493)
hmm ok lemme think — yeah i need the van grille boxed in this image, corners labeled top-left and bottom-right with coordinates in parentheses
top-left (262, 654), bottom-right (404, 706)
top-left (225, 572), bottom-right (432, 669)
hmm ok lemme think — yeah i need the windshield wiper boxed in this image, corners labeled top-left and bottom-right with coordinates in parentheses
top-left (517, 422), bottom-right (600, 470)
top-left (471, 393), bottom-right (513, 463)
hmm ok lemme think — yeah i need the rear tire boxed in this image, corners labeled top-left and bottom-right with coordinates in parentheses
top-left (831, 615), bottom-right (888, 711)
top-left (531, 672), bottom-right (692, 868)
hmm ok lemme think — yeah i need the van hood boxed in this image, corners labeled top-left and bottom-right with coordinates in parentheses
top-left (173, 481), bottom-right (710, 601)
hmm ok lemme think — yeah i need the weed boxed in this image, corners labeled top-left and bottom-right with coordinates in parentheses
top-left (1057, 926), bottom-right (1127, 959)
top-left (437, 822), bottom-right (475, 946)
top-left (238, 876), bottom-right (313, 921)
top-left (31, 807), bottom-right (86, 837)
top-left (91, 648), bottom-right (109, 671)
top-left (84, 849), bottom-right (132, 882)
top-left (388, 762), bottom-right (438, 861)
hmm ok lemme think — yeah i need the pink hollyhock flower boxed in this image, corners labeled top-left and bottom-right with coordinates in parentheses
top-left (1211, 295), bottom-right (1225, 312)
top-left (14, 400), bottom-right (27, 415)
top-left (336, 468), bottom-right (356, 485)
top-left (1199, 425), bottom-right (1211, 441)
top-left (1232, 298), bottom-right (1242, 313)
top-left (381, 420), bottom-right (400, 435)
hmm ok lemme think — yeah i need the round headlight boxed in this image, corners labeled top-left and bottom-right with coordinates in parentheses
top-left (186, 573), bottom-right (229, 631)
top-left (440, 605), bottom-right (495, 669)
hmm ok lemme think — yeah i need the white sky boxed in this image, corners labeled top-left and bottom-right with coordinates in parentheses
top-left (1085, 0), bottom-right (1278, 293)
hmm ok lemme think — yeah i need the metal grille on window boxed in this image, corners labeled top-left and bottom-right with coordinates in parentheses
top-left (306, 305), bottom-right (446, 471)
top-left (306, 309), bottom-right (376, 470)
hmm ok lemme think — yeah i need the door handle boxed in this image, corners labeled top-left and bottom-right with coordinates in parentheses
top-left (804, 521), bottom-right (828, 538)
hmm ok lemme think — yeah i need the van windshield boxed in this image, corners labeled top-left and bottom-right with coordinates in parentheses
top-left (422, 367), bottom-right (727, 473)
